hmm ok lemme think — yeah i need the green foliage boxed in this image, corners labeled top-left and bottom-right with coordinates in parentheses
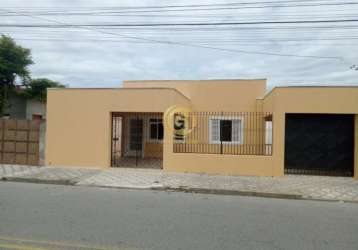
top-left (0, 35), bottom-right (33, 85)
top-left (0, 35), bottom-right (33, 115)
top-left (23, 78), bottom-right (65, 102)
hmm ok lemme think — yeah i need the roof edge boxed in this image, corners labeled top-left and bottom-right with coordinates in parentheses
top-left (47, 87), bottom-right (191, 101)
top-left (262, 85), bottom-right (358, 99)
top-left (124, 78), bottom-right (267, 83)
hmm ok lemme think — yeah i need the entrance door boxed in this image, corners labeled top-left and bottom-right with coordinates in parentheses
top-left (285, 114), bottom-right (354, 176)
top-left (128, 118), bottom-right (143, 157)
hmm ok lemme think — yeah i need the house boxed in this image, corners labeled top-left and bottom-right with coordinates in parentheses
top-left (45, 79), bottom-right (358, 179)
top-left (5, 91), bottom-right (46, 120)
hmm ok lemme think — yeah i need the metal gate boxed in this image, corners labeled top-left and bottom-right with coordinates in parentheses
top-left (284, 114), bottom-right (354, 176)
top-left (111, 112), bottom-right (163, 169)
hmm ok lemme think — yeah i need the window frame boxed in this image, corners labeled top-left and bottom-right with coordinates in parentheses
top-left (208, 115), bottom-right (244, 145)
top-left (148, 117), bottom-right (164, 143)
top-left (264, 120), bottom-right (273, 155)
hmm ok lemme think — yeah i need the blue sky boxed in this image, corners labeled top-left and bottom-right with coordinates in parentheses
top-left (1, 0), bottom-right (357, 89)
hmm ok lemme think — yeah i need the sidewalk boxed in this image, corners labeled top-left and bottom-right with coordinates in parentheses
top-left (1, 165), bottom-right (358, 202)
top-left (0, 165), bottom-right (100, 185)
top-left (0, 164), bottom-right (42, 177)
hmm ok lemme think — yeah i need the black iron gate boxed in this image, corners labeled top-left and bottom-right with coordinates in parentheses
top-left (284, 114), bottom-right (354, 176)
top-left (111, 112), bottom-right (163, 169)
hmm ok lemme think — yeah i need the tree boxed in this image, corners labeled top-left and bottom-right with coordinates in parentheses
top-left (23, 78), bottom-right (65, 102)
top-left (0, 35), bottom-right (33, 115)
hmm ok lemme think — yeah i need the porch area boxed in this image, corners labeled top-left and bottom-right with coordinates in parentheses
top-left (111, 112), bottom-right (164, 169)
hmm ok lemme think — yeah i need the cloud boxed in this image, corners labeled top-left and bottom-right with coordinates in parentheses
top-left (1, 0), bottom-right (357, 88)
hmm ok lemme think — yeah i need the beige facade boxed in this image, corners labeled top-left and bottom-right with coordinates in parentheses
top-left (45, 88), bottom-right (189, 167)
top-left (45, 80), bottom-right (358, 179)
top-left (260, 87), bottom-right (358, 179)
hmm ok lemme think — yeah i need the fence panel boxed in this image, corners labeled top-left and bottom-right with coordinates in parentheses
top-left (0, 119), bottom-right (40, 165)
top-left (173, 112), bottom-right (273, 156)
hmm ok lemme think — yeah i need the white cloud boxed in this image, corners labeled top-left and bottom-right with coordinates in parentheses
top-left (1, 0), bottom-right (357, 88)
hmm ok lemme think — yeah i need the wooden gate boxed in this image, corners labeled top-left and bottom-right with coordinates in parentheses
top-left (0, 119), bottom-right (40, 165)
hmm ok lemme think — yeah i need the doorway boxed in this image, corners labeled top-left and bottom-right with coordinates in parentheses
top-left (284, 114), bottom-right (354, 176)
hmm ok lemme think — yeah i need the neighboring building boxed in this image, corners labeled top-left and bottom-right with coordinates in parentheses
top-left (5, 92), bottom-right (46, 120)
top-left (4, 92), bottom-right (27, 119)
top-left (45, 79), bottom-right (358, 179)
top-left (26, 99), bottom-right (46, 120)
top-left (2, 92), bottom-right (46, 165)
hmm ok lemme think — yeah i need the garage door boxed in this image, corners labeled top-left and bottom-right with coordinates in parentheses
top-left (285, 114), bottom-right (354, 176)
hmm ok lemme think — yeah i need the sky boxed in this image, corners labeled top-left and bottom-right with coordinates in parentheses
top-left (1, 0), bottom-right (357, 89)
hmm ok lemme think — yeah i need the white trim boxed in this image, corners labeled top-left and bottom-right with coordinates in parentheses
top-left (147, 117), bottom-right (163, 143)
top-left (208, 115), bottom-right (244, 145)
top-left (209, 118), bottom-right (220, 144)
top-left (265, 120), bottom-right (273, 155)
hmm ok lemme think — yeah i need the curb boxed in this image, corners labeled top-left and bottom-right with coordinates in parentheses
top-left (77, 183), bottom-right (164, 190)
top-left (155, 187), bottom-right (358, 204)
top-left (152, 186), bottom-right (303, 200)
top-left (1, 177), bottom-right (76, 186)
top-left (2, 177), bottom-right (358, 204)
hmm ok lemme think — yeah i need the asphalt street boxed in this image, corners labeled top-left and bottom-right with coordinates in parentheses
top-left (0, 181), bottom-right (357, 250)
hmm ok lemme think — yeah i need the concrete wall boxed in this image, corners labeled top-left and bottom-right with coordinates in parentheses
top-left (45, 81), bottom-right (358, 179)
top-left (355, 115), bottom-right (358, 180)
top-left (263, 87), bottom-right (358, 179)
top-left (45, 88), bottom-right (190, 167)
top-left (5, 94), bottom-right (27, 119)
top-left (160, 80), bottom-right (275, 176)
top-left (164, 86), bottom-right (358, 178)
top-left (4, 95), bottom-right (46, 120)
top-left (124, 79), bottom-right (267, 111)
top-left (46, 80), bottom-right (266, 169)
top-left (163, 120), bottom-right (273, 176)
top-left (39, 121), bottom-right (46, 165)
top-left (26, 100), bottom-right (46, 120)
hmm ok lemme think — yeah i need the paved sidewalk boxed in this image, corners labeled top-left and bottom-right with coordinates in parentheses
top-left (78, 168), bottom-right (164, 189)
top-left (0, 164), bottom-right (42, 178)
top-left (78, 168), bottom-right (358, 202)
top-left (2, 166), bottom-right (101, 185)
top-left (2, 165), bottom-right (358, 202)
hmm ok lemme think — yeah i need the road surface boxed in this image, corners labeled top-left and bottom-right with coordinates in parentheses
top-left (0, 182), bottom-right (357, 250)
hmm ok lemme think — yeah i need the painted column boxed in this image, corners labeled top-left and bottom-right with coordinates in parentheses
top-left (272, 111), bottom-right (285, 177)
top-left (354, 114), bottom-right (358, 180)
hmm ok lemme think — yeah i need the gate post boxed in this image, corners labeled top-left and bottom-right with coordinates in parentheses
top-left (220, 111), bottom-right (223, 154)
top-left (135, 114), bottom-right (139, 167)
top-left (354, 114), bottom-right (358, 180)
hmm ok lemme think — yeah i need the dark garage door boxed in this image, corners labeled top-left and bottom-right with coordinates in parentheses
top-left (285, 114), bottom-right (354, 176)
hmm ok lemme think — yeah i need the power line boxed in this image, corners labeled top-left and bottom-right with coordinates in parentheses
top-left (1, 0), bottom-right (353, 10)
top-left (0, 8), bottom-right (344, 60)
top-left (4, 0), bottom-right (341, 8)
top-left (3, 1), bottom-right (358, 14)
top-left (1, 19), bottom-right (358, 27)
top-left (10, 37), bottom-right (358, 45)
top-left (2, 8), bottom-right (357, 17)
